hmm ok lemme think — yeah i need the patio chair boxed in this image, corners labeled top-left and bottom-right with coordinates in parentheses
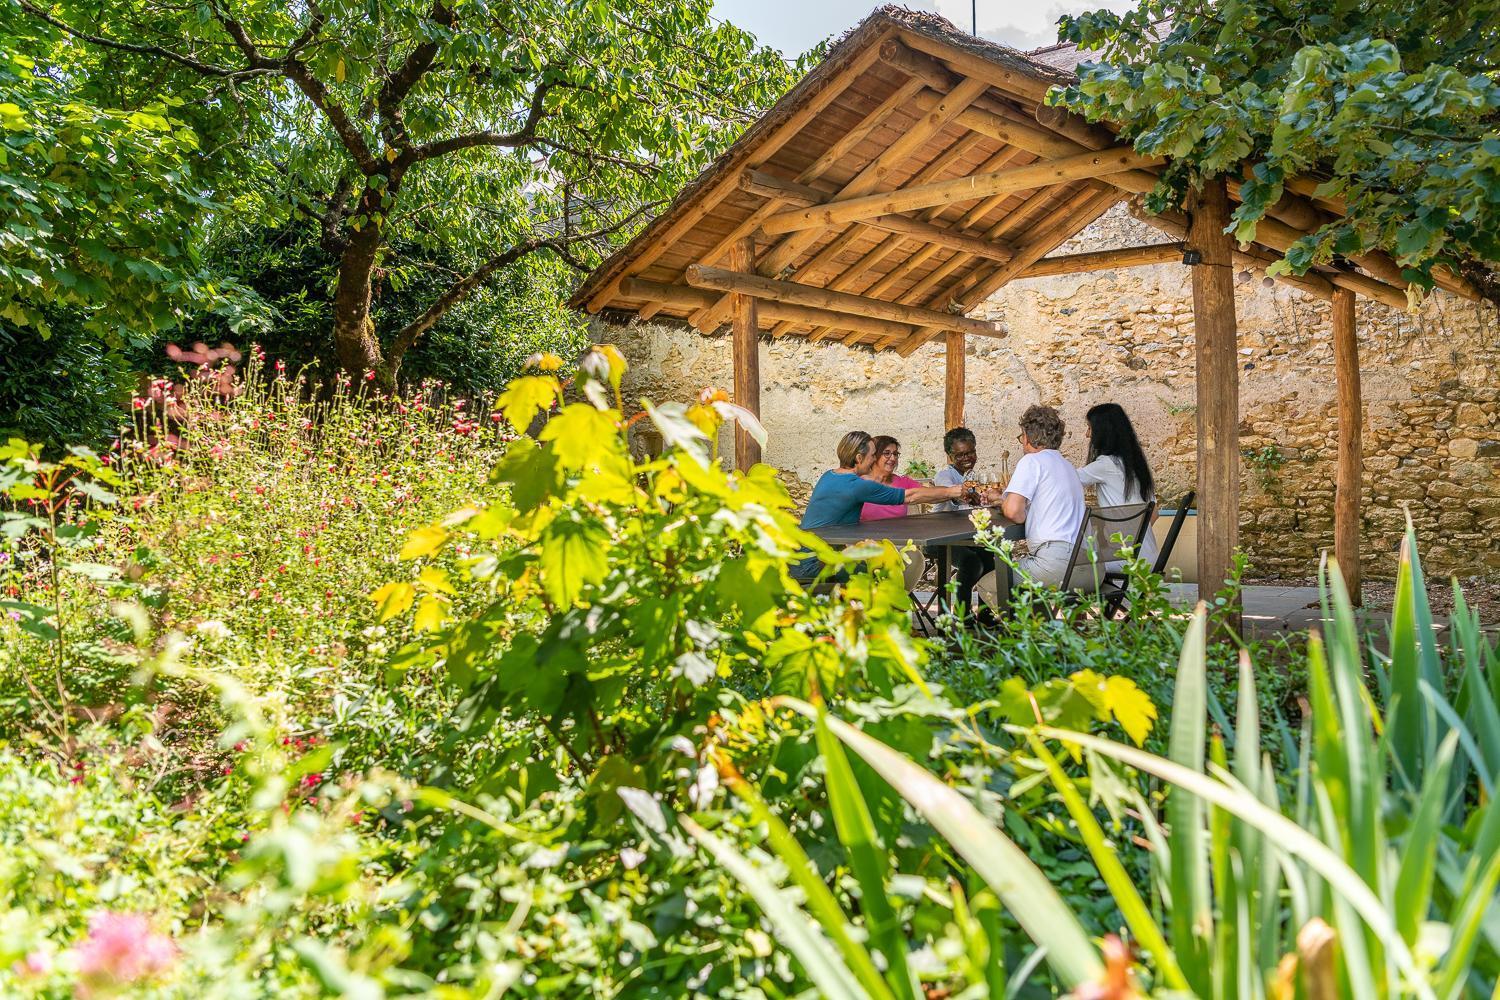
top-left (1099, 491), bottom-right (1195, 618)
top-left (1056, 501), bottom-right (1156, 616)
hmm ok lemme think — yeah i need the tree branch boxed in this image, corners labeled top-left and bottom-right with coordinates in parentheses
top-left (411, 80), bottom-right (555, 161)
top-left (384, 200), bottom-right (663, 366)
top-left (281, 55), bottom-right (380, 174)
top-left (17, 0), bottom-right (277, 78)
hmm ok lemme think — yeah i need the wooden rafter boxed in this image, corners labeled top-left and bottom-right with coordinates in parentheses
top-left (760, 145), bottom-right (1161, 235)
top-left (1128, 201), bottom-right (1337, 301)
top-left (890, 186), bottom-right (1123, 354)
top-left (773, 132), bottom-right (996, 338)
top-left (841, 184), bottom-right (1080, 347)
top-left (640, 74), bottom-right (932, 323)
top-left (685, 264), bottom-right (1004, 339)
top-left (690, 74), bottom-right (995, 332)
top-left (583, 32), bottom-right (888, 314)
top-left (1018, 242), bottom-right (1185, 278)
top-left (739, 170), bottom-right (1017, 262)
top-left (804, 144), bottom-right (1025, 342)
top-left (619, 277), bottom-right (915, 342)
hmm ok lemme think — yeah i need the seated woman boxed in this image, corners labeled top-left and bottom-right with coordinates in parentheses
top-left (860, 435), bottom-right (923, 521)
top-left (794, 431), bottom-right (968, 580)
top-left (975, 405), bottom-right (1084, 607)
top-left (1077, 402), bottom-right (1159, 566)
top-left (928, 427), bottom-right (994, 616)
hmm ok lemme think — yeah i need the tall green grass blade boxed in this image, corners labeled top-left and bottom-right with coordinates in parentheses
top-left (776, 696), bottom-right (1104, 990)
top-left (719, 763), bottom-right (896, 1000)
top-left (1395, 732), bottom-right (1459, 946)
top-left (1437, 850), bottom-right (1500, 1000)
top-left (1033, 725), bottom-right (1436, 1000)
top-left (1167, 604), bottom-right (1212, 991)
top-left (813, 704), bottom-right (920, 1000)
top-left (1388, 533), bottom-right (1425, 773)
top-left (1027, 735), bottom-right (1190, 993)
top-left (679, 816), bottom-right (868, 1000)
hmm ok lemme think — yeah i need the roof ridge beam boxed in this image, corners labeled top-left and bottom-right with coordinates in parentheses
top-left (685, 264), bottom-right (1004, 339)
top-left (761, 146), bottom-right (1161, 235)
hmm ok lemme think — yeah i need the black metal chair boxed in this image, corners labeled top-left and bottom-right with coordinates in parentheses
top-left (1057, 501), bottom-right (1156, 617)
top-left (1099, 491), bottom-right (1195, 618)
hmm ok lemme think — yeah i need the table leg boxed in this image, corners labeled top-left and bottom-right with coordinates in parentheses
top-left (937, 546), bottom-right (952, 615)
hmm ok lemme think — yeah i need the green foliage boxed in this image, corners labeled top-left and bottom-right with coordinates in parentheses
top-left (11, 0), bottom-right (799, 376)
top-left (0, 314), bottom-right (135, 449)
top-left (0, 10), bottom-right (262, 343)
top-left (1056, 0), bottom-right (1500, 293)
top-left (738, 537), bottom-right (1500, 998)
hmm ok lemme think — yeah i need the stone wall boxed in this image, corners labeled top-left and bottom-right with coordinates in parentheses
top-left (594, 205), bottom-right (1500, 581)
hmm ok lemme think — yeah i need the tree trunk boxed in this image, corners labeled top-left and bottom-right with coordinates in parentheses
top-left (332, 222), bottom-right (385, 377)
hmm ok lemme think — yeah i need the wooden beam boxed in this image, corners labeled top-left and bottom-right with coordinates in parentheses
top-left (651, 75), bottom-right (933, 324)
top-left (889, 186), bottom-right (1122, 354)
top-left (1017, 242), bottom-right (1185, 279)
top-left (730, 238), bottom-right (762, 471)
top-left (1188, 177), bottom-right (1241, 630)
top-left (583, 34), bottom-right (887, 313)
top-left (738, 170), bottom-right (1016, 262)
top-left (1128, 201), bottom-right (1337, 301)
top-left (1242, 215), bottom-right (1410, 309)
top-left (945, 332), bottom-right (965, 429)
top-left (895, 27), bottom-right (1061, 103)
top-left (760, 146), bottom-right (1162, 235)
top-left (618, 277), bottom-right (915, 341)
top-left (685, 264), bottom-right (1003, 339)
top-left (839, 183), bottom-right (1066, 347)
top-left (800, 140), bottom-right (1014, 341)
top-left (691, 75), bottom-right (995, 332)
top-left (1331, 287), bottom-right (1362, 604)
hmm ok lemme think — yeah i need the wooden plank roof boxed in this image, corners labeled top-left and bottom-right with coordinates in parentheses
top-left (570, 5), bottom-right (1448, 357)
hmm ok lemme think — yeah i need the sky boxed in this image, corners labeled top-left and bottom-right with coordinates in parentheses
top-left (709, 0), bottom-right (1139, 58)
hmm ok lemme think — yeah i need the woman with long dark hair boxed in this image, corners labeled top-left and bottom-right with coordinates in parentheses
top-left (1078, 402), bottom-right (1158, 563)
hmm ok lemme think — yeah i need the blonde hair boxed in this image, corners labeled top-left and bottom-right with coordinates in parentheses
top-left (836, 430), bottom-right (873, 468)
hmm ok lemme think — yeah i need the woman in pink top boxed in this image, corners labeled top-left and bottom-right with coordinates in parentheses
top-left (861, 436), bottom-right (923, 520)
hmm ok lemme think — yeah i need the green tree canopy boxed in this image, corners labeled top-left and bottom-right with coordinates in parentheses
top-left (1056, 0), bottom-right (1500, 300)
top-left (0, 6), bottom-right (261, 344)
top-left (14, 0), bottom-right (796, 380)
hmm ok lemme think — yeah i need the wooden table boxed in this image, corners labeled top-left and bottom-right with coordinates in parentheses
top-left (808, 507), bottom-right (1019, 611)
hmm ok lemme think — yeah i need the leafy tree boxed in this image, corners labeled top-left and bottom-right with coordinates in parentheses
top-left (0, 7), bottom-right (261, 345)
top-left (175, 220), bottom-right (589, 393)
top-left (17, 0), bottom-right (795, 382)
top-left (1056, 0), bottom-right (1500, 299)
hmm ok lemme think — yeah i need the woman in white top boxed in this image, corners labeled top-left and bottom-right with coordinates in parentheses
top-left (1076, 402), bottom-right (1159, 565)
top-left (974, 405), bottom-right (1085, 609)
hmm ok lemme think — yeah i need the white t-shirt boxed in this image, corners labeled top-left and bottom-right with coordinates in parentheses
top-left (932, 464), bottom-right (970, 512)
top-left (1005, 449), bottom-right (1084, 547)
top-left (1077, 455), bottom-right (1159, 563)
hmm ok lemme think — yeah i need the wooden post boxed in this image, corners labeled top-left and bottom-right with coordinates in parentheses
top-left (1188, 177), bottom-right (1241, 628)
top-left (945, 332), bottom-right (965, 429)
top-left (730, 236), bottom-right (761, 471)
top-left (1331, 287), bottom-right (1363, 604)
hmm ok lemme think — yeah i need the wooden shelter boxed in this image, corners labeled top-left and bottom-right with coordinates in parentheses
top-left (570, 6), bottom-right (1480, 610)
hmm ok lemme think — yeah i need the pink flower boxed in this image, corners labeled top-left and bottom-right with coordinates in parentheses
top-left (12, 950), bottom-right (51, 978)
top-left (72, 912), bottom-right (176, 994)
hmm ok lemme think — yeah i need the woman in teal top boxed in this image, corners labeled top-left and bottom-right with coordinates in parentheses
top-left (795, 431), bottom-right (969, 579)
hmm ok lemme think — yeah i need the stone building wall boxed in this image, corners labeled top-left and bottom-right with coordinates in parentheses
top-left (594, 206), bottom-right (1500, 581)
